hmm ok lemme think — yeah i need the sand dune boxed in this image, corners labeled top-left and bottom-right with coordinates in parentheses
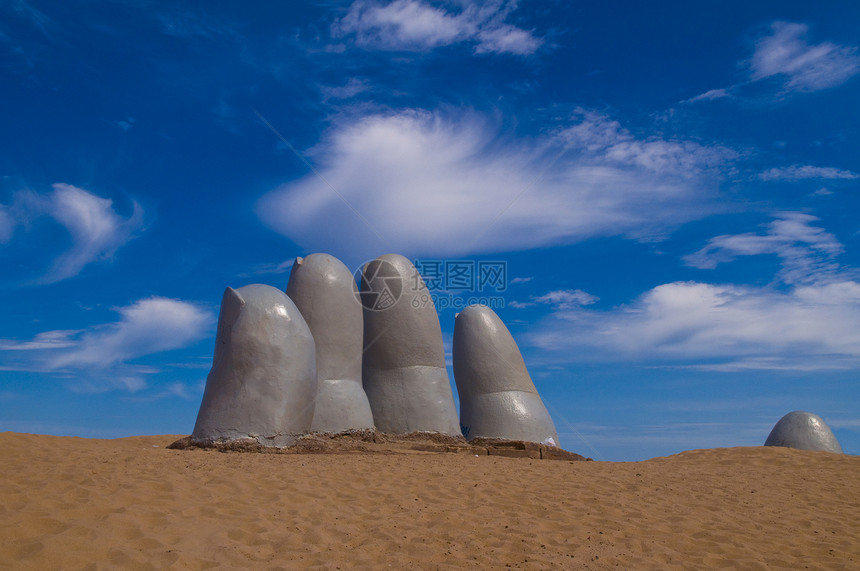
top-left (1, 432), bottom-right (857, 569)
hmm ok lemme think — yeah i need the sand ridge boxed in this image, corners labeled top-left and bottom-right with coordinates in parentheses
top-left (1, 432), bottom-right (858, 569)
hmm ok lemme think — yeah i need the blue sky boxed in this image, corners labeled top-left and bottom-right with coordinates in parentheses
top-left (1, 1), bottom-right (859, 460)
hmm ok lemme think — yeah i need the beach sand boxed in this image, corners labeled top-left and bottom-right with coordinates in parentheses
top-left (1, 432), bottom-right (857, 569)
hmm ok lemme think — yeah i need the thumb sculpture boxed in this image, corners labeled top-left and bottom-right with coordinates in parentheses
top-left (191, 284), bottom-right (316, 447)
top-left (286, 253), bottom-right (375, 433)
top-left (453, 304), bottom-right (560, 446)
top-left (764, 410), bottom-right (843, 453)
top-left (360, 254), bottom-right (461, 435)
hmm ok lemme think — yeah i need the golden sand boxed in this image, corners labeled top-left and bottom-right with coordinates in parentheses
top-left (1, 432), bottom-right (857, 569)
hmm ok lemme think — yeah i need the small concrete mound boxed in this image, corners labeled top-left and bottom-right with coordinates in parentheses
top-left (286, 253), bottom-right (374, 433)
top-left (191, 284), bottom-right (316, 447)
top-left (453, 304), bottom-right (560, 446)
top-left (360, 254), bottom-right (461, 436)
top-left (764, 410), bottom-right (843, 453)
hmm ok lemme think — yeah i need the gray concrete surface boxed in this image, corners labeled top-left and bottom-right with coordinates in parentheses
top-left (191, 284), bottom-right (316, 447)
top-left (764, 410), bottom-right (843, 453)
top-left (286, 253), bottom-right (374, 433)
top-left (453, 304), bottom-right (560, 446)
top-left (360, 254), bottom-right (460, 435)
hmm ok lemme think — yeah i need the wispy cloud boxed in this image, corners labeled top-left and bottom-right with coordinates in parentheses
top-left (239, 258), bottom-right (296, 277)
top-left (686, 21), bottom-right (860, 102)
top-left (256, 107), bottom-right (736, 259)
top-left (533, 289), bottom-right (598, 309)
top-left (527, 279), bottom-right (860, 371)
top-left (321, 78), bottom-right (370, 101)
top-left (41, 184), bottom-right (144, 284)
top-left (684, 212), bottom-right (843, 285)
top-left (556, 109), bottom-right (738, 175)
top-left (0, 330), bottom-right (80, 351)
top-left (47, 297), bottom-right (213, 369)
top-left (333, 0), bottom-right (542, 55)
top-left (3, 184), bottom-right (144, 284)
top-left (750, 21), bottom-right (860, 93)
top-left (0, 297), bottom-right (214, 392)
top-left (112, 117), bottom-right (135, 131)
top-left (828, 418), bottom-right (860, 429)
top-left (0, 0), bottom-right (55, 71)
top-left (683, 88), bottom-right (733, 103)
top-left (510, 288), bottom-right (597, 310)
top-left (526, 214), bottom-right (860, 371)
top-left (759, 165), bottom-right (859, 181)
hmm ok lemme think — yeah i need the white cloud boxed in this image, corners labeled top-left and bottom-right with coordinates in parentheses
top-left (526, 214), bottom-right (860, 372)
top-left (684, 88), bottom-right (732, 103)
top-left (0, 330), bottom-right (81, 351)
top-left (684, 212), bottom-right (843, 285)
top-left (828, 418), bottom-right (860, 429)
top-left (1, 184), bottom-right (144, 284)
top-left (47, 297), bottom-right (213, 369)
top-left (39, 184), bottom-right (143, 284)
top-left (749, 21), bottom-right (860, 93)
top-left (556, 109), bottom-right (737, 175)
top-left (333, 0), bottom-right (541, 55)
top-left (759, 165), bottom-right (859, 181)
top-left (527, 280), bottom-right (860, 371)
top-left (686, 21), bottom-right (860, 103)
top-left (555, 109), bottom-right (629, 152)
top-left (321, 78), bottom-right (370, 101)
top-left (241, 258), bottom-right (296, 277)
top-left (533, 289), bottom-right (598, 309)
top-left (256, 108), bottom-right (735, 259)
top-left (474, 20), bottom-right (540, 55)
top-left (0, 297), bottom-right (214, 392)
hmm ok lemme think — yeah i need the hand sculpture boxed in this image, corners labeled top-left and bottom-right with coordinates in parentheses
top-left (191, 284), bottom-right (316, 447)
top-left (360, 254), bottom-right (461, 435)
top-left (454, 304), bottom-right (559, 446)
top-left (764, 410), bottom-right (843, 453)
top-left (286, 254), bottom-right (374, 433)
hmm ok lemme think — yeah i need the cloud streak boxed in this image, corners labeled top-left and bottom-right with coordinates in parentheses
top-left (333, 0), bottom-right (542, 55)
top-left (750, 22), bottom-right (860, 93)
top-left (684, 212), bottom-right (843, 285)
top-left (0, 330), bottom-right (81, 351)
top-left (527, 280), bottom-right (860, 371)
top-left (41, 184), bottom-right (144, 284)
top-left (511, 289), bottom-right (598, 310)
top-left (47, 297), bottom-right (213, 369)
top-left (759, 165), bottom-right (859, 181)
top-left (525, 214), bottom-right (859, 371)
top-left (2, 184), bottom-right (144, 284)
top-left (0, 297), bottom-right (214, 392)
top-left (257, 107), bottom-right (735, 260)
top-left (687, 21), bottom-right (860, 102)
